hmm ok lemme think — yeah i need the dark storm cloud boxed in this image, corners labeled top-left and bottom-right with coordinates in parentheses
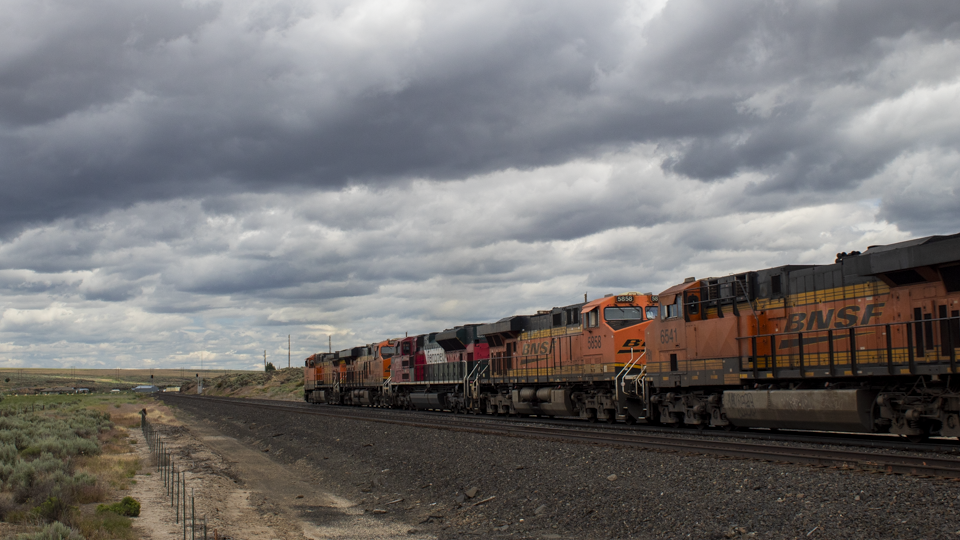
top-left (3, 0), bottom-right (960, 369)
top-left (3, 0), bottom-right (960, 236)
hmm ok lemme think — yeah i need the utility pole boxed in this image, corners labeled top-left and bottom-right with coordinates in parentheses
top-left (263, 350), bottom-right (266, 370)
top-left (328, 335), bottom-right (331, 353)
top-left (288, 335), bottom-right (291, 368)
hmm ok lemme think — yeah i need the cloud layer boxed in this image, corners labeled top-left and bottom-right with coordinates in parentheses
top-left (1, 0), bottom-right (959, 369)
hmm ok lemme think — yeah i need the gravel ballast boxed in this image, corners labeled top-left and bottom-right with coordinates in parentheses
top-left (167, 397), bottom-right (960, 539)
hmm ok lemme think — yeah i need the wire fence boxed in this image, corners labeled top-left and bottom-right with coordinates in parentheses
top-left (141, 416), bottom-right (208, 540)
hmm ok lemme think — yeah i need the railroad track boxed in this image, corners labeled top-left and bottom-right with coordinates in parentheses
top-left (161, 394), bottom-right (960, 479)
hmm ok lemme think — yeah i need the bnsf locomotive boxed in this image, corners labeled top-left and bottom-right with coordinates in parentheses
top-left (306, 293), bottom-right (655, 423)
top-left (305, 232), bottom-right (960, 440)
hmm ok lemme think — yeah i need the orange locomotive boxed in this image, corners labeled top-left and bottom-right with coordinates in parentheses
top-left (644, 233), bottom-right (960, 440)
top-left (304, 293), bottom-right (658, 422)
top-left (479, 293), bottom-right (656, 422)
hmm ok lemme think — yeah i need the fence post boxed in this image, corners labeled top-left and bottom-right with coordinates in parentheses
top-left (183, 474), bottom-right (187, 540)
top-left (148, 416), bottom-right (205, 537)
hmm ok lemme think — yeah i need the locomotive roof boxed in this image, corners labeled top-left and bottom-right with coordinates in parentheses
top-left (846, 232), bottom-right (960, 277)
top-left (859, 231), bottom-right (960, 254)
top-left (662, 231), bottom-right (960, 300)
top-left (435, 324), bottom-right (482, 351)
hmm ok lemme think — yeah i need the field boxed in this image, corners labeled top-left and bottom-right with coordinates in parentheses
top-left (0, 392), bottom-right (172, 539)
top-left (0, 368), bottom-right (251, 395)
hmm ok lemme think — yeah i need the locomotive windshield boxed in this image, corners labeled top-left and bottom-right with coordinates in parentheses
top-left (604, 307), bottom-right (644, 321)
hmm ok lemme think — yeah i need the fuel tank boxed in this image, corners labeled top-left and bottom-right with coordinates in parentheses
top-left (722, 389), bottom-right (876, 432)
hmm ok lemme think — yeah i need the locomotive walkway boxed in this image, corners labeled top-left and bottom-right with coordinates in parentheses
top-left (160, 394), bottom-right (960, 479)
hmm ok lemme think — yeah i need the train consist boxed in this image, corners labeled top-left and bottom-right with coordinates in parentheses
top-left (305, 232), bottom-right (960, 440)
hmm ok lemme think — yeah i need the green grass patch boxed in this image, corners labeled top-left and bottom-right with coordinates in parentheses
top-left (96, 496), bottom-right (139, 517)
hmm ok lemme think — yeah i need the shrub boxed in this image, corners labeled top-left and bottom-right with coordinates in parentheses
top-left (65, 471), bottom-right (102, 504)
top-left (33, 495), bottom-right (71, 523)
top-left (32, 453), bottom-right (66, 475)
top-left (96, 496), bottom-right (140, 517)
top-left (0, 492), bottom-right (17, 521)
top-left (26, 437), bottom-right (100, 459)
top-left (0, 462), bottom-right (13, 483)
top-left (15, 520), bottom-right (85, 540)
top-left (8, 460), bottom-right (37, 496)
top-left (0, 442), bottom-right (18, 465)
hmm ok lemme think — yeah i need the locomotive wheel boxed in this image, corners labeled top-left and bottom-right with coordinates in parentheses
top-left (624, 414), bottom-right (637, 425)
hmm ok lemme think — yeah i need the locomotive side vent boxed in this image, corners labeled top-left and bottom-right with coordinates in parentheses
top-left (883, 268), bottom-right (928, 286)
top-left (941, 265), bottom-right (960, 292)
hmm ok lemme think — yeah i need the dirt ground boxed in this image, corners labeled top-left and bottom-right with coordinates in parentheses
top-left (128, 404), bottom-right (437, 540)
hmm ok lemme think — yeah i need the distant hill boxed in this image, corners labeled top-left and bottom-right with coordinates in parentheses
top-left (180, 367), bottom-right (303, 401)
top-left (0, 368), bottom-right (246, 394)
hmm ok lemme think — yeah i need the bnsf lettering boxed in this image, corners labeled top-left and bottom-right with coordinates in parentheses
top-left (621, 339), bottom-right (643, 348)
top-left (782, 303), bottom-right (883, 332)
top-left (521, 341), bottom-right (555, 355)
top-left (835, 305), bottom-right (859, 329)
top-left (807, 309), bottom-right (833, 330)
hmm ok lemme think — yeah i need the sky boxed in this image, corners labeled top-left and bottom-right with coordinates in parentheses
top-left (1, 0), bottom-right (959, 371)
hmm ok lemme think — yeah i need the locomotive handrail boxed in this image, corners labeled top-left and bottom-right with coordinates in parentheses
top-left (733, 279), bottom-right (762, 329)
top-left (737, 314), bottom-right (960, 378)
top-left (735, 314), bottom-right (960, 340)
top-left (615, 349), bottom-right (646, 406)
top-left (463, 361), bottom-right (487, 406)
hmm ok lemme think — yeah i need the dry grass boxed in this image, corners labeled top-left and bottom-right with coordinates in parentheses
top-left (197, 367), bottom-right (304, 401)
top-left (73, 429), bottom-right (140, 493)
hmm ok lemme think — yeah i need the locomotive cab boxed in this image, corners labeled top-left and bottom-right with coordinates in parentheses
top-left (579, 293), bottom-right (655, 373)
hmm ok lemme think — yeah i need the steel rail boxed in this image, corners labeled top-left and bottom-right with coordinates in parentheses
top-left (161, 394), bottom-right (960, 478)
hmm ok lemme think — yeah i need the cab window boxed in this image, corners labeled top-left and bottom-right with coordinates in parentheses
top-left (665, 295), bottom-right (682, 319)
top-left (586, 309), bottom-right (599, 328)
top-left (604, 307), bottom-right (644, 321)
top-left (645, 306), bottom-right (659, 320)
